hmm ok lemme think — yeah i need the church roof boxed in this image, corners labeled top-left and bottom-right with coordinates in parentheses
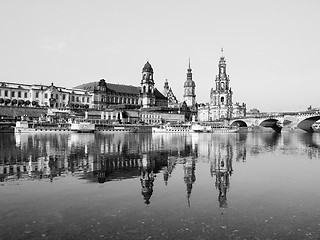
top-left (142, 61), bottom-right (154, 73)
top-left (184, 79), bottom-right (195, 87)
top-left (154, 88), bottom-right (167, 99)
top-left (74, 81), bottom-right (140, 95)
top-left (74, 81), bottom-right (167, 99)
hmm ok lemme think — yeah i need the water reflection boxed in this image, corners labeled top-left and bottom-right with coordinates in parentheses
top-left (183, 157), bottom-right (196, 207)
top-left (1, 131), bottom-right (320, 206)
top-left (210, 137), bottom-right (234, 208)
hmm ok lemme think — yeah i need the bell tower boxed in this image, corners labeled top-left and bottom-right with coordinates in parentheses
top-left (140, 61), bottom-right (155, 108)
top-left (210, 49), bottom-right (233, 119)
top-left (183, 58), bottom-right (196, 108)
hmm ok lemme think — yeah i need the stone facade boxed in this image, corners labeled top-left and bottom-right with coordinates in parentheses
top-left (183, 59), bottom-right (196, 109)
top-left (0, 81), bottom-right (93, 109)
top-left (162, 79), bottom-right (179, 108)
top-left (199, 50), bottom-right (246, 121)
top-left (74, 61), bottom-right (167, 110)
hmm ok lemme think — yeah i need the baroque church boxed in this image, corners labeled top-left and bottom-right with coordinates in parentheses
top-left (198, 50), bottom-right (246, 121)
top-left (75, 61), bottom-right (168, 110)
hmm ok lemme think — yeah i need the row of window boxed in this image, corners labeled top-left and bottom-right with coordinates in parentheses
top-left (102, 96), bottom-right (138, 105)
top-left (0, 90), bottom-right (90, 103)
top-left (0, 90), bottom-right (28, 98)
top-left (143, 119), bottom-right (162, 124)
top-left (43, 93), bottom-right (90, 103)
top-left (141, 114), bottom-right (161, 119)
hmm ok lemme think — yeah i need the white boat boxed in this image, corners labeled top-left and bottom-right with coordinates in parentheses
top-left (70, 122), bottom-right (95, 133)
top-left (191, 123), bottom-right (212, 133)
top-left (15, 121), bottom-right (71, 133)
top-left (211, 126), bottom-right (239, 133)
top-left (152, 123), bottom-right (239, 134)
top-left (152, 124), bottom-right (193, 133)
top-left (15, 121), bottom-right (36, 133)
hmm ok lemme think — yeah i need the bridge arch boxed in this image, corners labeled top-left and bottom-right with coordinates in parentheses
top-left (231, 120), bottom-right (247, 127)
top-left (259, 118), bottom-right (282, 132)
top-left (297, 116), bottom-right (320, 132)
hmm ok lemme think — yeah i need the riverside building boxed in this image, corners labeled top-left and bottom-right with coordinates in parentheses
top-left (198, 50), bottom-right (246, 121)
top-left (0, 61), bottom-right (185, 124)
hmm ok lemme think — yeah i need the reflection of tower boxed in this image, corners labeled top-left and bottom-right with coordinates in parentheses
top-left (163, 158), bottom-right (176, 185)
top-left (97, 159), bottom-right (107, 184)
top-left (140, 155), bottom-right (155, 205)
top-left (183, 157), bottom-right (196, 207)
top-left (48, 156), bottom-right (57, 182)
top-left (210, 144), bottom-right (233, 208)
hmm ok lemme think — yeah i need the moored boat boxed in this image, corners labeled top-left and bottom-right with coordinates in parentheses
top-left (191, 123), bottom-right (212, 133)
top-left (152, 123), bottom-right (238, 133)
top-left (70, 122), bottom-right (95, 133)
top-left (97, 125), bottom-right (138, 133)
top-left (15, 121), bottom-right (71, 133)
top-left (152, 124), bottom-right (192, 133)
top-left (211, 126), bottom-right (239, 133)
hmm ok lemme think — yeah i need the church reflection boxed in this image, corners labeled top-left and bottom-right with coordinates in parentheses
top-left (210, 138), bottom-right (234, 208)
top-left (163, 157), bottom-right (177, 185)
top-left (183, 157), bottom-right (196, 207)
top-left (2, 131), bottom-right (320, 206)
top-left (140, 154), bottom-right (155, 205)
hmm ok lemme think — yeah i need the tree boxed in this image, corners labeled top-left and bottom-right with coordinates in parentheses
top-left (18, 100), bottom-right (25, 106)
top-left (5, 99), bottom-right (11, 105)
top-left (25, 100), bottom-right (31, 106)
top-left (32, 101), bottom-right (37, 106)
top-left (11, 99), bottom-right (17, 105)
top-left (0, 98), bottom-right (4, 104)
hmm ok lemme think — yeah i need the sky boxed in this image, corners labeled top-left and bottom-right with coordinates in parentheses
top-left (0, 0), bottom-right (319, 112)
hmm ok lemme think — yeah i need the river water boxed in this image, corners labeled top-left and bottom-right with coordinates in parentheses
top-left (1, 131), bottom-right (320, 240)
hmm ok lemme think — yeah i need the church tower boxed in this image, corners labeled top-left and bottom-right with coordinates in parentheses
top-left (140, 61), bottom-right (155, 108)
top-left (210, 49), bottom-right (233, 120)
top-left (183, 58), bottom-right (196, 108)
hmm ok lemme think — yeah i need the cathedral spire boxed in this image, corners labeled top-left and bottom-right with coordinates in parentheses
top-left (184, 57), bottom-right (196, 109)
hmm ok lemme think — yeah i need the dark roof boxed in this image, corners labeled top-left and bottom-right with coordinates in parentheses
top-left (74, 81), bottom-right (167, 99)
top-left (184, 79), bottom-right (195, 87)
top-left (154, 88), bottom-right (167, 99)
top-left (142, 61), bottom-right (154, 73)
top-left (74, 82), bottom-right (140, 95)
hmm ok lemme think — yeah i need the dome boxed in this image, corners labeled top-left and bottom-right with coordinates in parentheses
top-left (142, 61), bottom-right (154, 73)
top-left (184, 79), bottom-right (195, 87)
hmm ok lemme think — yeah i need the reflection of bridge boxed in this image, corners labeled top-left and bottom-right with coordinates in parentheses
top-left (230, 113), bottom-right (320, 132)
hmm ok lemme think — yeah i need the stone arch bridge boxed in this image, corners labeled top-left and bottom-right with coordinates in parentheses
top-left (230, 113), bottom-right (320, 133)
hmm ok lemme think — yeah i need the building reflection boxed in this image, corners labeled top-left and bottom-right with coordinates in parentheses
top-left (163, 157), bottom-right (177, 185)
top-left (183, 157), bottom-right (196, 207)
top-left (210, 138), bottom-right (234, 208)
top-left (140, 154), bottom-right (155, 205)
top-left (3, 131), bottom-right (320, 207)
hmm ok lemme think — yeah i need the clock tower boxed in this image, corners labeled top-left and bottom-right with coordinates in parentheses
top-left (140, 61), bottom-right (156, 108)
top-left (183, 58), bottom-right (196, 108)
top-left (210, 49), bottom-right (233, 120)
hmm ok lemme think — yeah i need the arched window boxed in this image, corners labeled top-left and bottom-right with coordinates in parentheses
top-left (143, 86), bottom-right (146, 93)
top-left (221, 97), bottom-right (224, 104)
